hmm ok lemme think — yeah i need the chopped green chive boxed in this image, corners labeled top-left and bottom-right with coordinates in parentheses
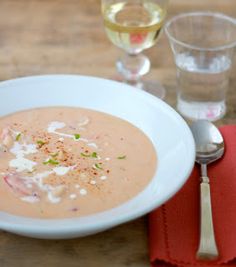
top-left (80, 152), bottom-right (91, 157)
top-left (91, 152), bottom-right (97, 158)
top-left (117, 155), bottom-right (126, 159)
top-left (81, 152), bottom-right (98, 158)
top-left (74, 134), bottom-right (81, 140)
top-left (43, 159), bottom-right (59, 165)
top-left (94, 163), bottom-right (103, 170)
top-left (37, 140), bottom-right (46, 146)
top-left (16, 133), bottom-right (21, 141)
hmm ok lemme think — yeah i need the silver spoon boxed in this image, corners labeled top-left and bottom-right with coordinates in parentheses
top-left (190, 120), bottom-right (224, 261)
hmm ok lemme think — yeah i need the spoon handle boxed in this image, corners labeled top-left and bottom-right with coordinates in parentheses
top-left (196, 176), bottom-right (219, 260)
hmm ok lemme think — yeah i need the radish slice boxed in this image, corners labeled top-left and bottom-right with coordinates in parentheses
top-left (3, 173), bottom-right (33, 196)
top-left (0, 127), bottom-right (10, 139)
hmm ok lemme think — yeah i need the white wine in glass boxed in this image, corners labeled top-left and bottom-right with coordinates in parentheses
top-left (102, 0), bottom-right (168, 98)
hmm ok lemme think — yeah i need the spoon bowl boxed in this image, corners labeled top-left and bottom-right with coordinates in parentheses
top-left (191, 120), bottom-right (225, 165)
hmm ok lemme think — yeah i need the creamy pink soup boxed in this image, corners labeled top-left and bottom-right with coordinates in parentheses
top-left (0, 107), bottom-right (157, 218)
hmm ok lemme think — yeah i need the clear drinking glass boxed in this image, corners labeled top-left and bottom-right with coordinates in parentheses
top-left (101, 0), bottom-right (169, 99)
top-left (165, 12), bottom-right (236, 121)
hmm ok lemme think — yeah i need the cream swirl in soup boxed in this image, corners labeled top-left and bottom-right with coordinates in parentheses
top-left (0, 107), bottom-right (157, 218)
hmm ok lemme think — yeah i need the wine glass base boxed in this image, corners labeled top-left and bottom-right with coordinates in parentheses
top-left (138, 80), bottom-right (166, 100)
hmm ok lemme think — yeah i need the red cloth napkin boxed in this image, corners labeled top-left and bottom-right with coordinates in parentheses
top-left (148, 125), bottom-right (236, 267)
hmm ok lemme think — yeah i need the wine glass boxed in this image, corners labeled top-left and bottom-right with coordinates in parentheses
top-left (101, 0), bottom-right (168, 99)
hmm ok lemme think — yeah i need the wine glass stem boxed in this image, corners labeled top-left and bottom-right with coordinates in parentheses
top-left (116, 52), bottom-right (151, 87)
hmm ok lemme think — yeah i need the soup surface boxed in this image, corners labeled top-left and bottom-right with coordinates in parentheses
top-left (0, 107), bottom-right (157, 218)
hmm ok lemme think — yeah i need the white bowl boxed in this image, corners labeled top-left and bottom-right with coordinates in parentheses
top-left (0, 75), bottom-right (195, 239)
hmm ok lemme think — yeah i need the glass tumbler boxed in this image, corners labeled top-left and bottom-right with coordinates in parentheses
top-left (165, 12), bottom-right (236, 121)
